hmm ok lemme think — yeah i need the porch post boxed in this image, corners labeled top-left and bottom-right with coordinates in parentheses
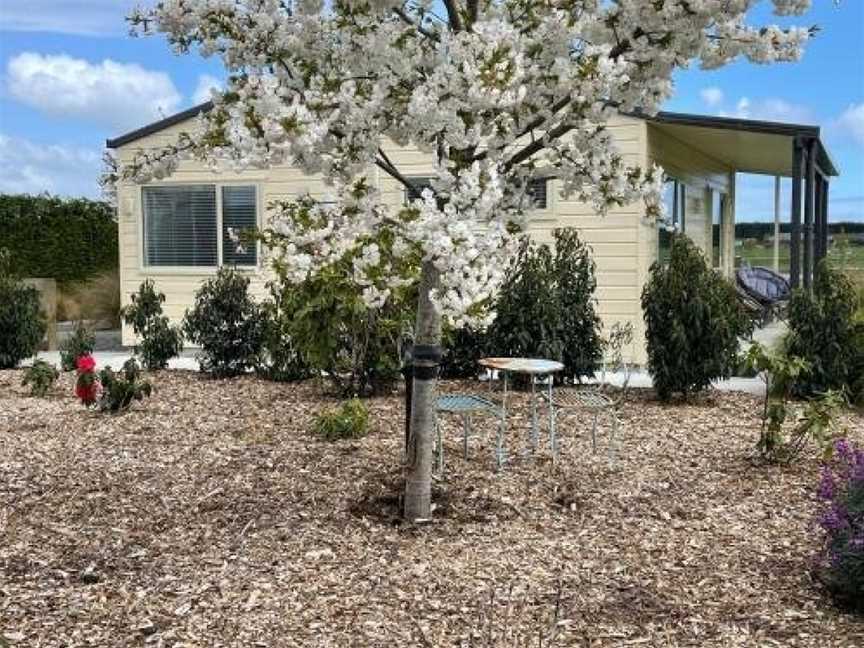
top-left (803, 138), bottom-right (816, 290)
top-left (814, 174), bottom-right (824, 261)
top-left (789, 138), bottom-right (803, 288)
top-left (773, 175), bottom-right (781, 272)
top-left (821, 179), bottom-right (830, 262)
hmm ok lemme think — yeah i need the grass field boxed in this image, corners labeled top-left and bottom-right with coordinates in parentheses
top-left (730, 242), bottom-right (864, 288)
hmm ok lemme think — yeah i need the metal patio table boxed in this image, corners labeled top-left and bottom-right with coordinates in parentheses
top-left (478, 357), bottom-right (565, 468)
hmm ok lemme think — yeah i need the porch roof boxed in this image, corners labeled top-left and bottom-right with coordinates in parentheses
top-left (645, 111), bottom-right (839, 178)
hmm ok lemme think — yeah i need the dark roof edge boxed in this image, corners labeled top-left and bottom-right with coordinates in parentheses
top-left (106, 101), bottom-right (214, 148)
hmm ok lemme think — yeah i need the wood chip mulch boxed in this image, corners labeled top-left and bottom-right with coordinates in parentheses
top-left (1, 370), bottom-right (862, 647)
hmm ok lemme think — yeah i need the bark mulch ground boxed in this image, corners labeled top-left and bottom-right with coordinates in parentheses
top-left (1, 370), bottom-right (862, 647)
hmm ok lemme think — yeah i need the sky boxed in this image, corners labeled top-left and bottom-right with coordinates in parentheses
top-left (0, 1), bottom-right (861, 222)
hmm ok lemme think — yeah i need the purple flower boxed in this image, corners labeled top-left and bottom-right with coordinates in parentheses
top-left (817, 468), bottom-right (835, 500)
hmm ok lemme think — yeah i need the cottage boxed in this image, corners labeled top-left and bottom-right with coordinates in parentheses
top-left (108, 106), bottom-right (838, 363)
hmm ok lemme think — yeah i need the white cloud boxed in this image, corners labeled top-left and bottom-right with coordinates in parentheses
top-left (0, 134), bottom-right (102, 198)
top-left (699, 86), bottom-right (724, 107)
top-left (834, 103), bottom-right (864, 147)
top-left (192, 74), bottom-right (222, 104)
top-left (7, 52), bottom-right (183, 133)
top-left (720, 96), bottom-right (815, 124)
top-left (0, 1), bottom-right (136, 36)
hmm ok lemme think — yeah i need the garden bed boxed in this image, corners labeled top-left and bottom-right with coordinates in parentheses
top-left (1, 370), bottom-right (862, 647)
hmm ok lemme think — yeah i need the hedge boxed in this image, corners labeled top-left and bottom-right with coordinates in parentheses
top-left (0, 193), bottom-right (118, 284)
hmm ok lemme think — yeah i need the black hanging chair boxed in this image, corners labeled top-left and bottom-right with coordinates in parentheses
top-left (735, 263), bottom-right (792, 326)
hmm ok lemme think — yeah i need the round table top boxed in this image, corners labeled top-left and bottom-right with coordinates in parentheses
top-left (478, 357), bottom-right (565, 374)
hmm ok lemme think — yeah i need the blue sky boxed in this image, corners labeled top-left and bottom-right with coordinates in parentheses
top-left (0, 1), bottom-right (861, 221)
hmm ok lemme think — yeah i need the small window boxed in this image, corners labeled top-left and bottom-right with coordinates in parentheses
top-left (143, 185), bottom-right (218, 267)
top-left (404, 177), bottom-right (433, 203)
top-left (527, 178), bottom-right (548, 209)
top-left (222, 186), bottom-right (258, 266)
top-left (659, 177), bottom-right (686, 263)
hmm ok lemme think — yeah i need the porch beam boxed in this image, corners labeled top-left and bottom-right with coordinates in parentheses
top-left (789, 138), bottom-right (804, 288)
top-left (804, 138), bottom-right (816, 290)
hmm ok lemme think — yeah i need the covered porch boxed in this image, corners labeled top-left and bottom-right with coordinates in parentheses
top-left (648, 112), bottom-right (839, 289)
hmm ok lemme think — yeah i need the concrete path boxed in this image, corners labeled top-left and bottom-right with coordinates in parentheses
top-left (33, 350), bottom-right (201, 372)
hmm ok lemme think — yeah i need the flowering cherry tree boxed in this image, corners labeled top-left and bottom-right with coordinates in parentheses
top-left (123, 0), bottom-right (816, 519)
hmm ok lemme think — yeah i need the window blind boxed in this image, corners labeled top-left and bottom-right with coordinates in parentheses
top-left (143, 185), bottom-right (218, 266)
top-left (527, 178), bottom-right (548, 209)
top-left (222, 186), bottom-right (257, 266)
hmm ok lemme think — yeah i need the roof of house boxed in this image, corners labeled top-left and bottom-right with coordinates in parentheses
top-left (106, 103), bottom-right (838, 177)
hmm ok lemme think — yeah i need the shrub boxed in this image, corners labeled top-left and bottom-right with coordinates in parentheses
top-left (745, 343), bottom-right (844, 463)
top-left (97, 359), bottom-right (152, 413)
top-left (59, 320), bottom-right (95, 372)
top-left (256, 282), bottom-right (309, 382)
top-left (0, 248), bottom-right (47, 369)
top-left (268, 260), bottom-right (414, 397)
top-left (440, 325), bottom-right (486, 379)
top-left (641, 234), bottom-right (751, 400)
top-left (183, 268), bottom-right (265, 378)
top-left (21, 359), bottom-right (59, 397)
top-left (313, 399), bottom-right (370, 441)
top-left (814, 439), bottom-right (864, 612)
top-left (786, 261), bottom-right (864, 405)
top-left (486, 229), bottom-right (602, 382)
top-left (122, 280), bottom-right (183, 370)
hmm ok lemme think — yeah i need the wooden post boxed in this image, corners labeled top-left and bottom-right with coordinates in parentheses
top-left (822, 179), bottom-right (830, 261)
top-left (803, 138), bottom-right (816, 290)
top-left (773, 176), bottom-right (781, 273)
top-left (789, 139), bottom-right (803, 289)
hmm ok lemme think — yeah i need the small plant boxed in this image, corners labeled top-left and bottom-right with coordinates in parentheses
top-left (256, 282), bottom-right (309, 382)
top-left (21, 359), bottom-right (59, 397)
top-left (122, 280), bottom-right (183, 370)
top-left (183, 268), bottom-right (265, 378)
top-left (313, 399), bottom-right (370, 441)
top-left (0, 248), bottom-right (47, 369)
top-left (97, 359), bottom-right (152, 413)
top-left (601, 321), bottom-right (634, 390)
top-left (74, 354), bottom-right (101, 406)
top-left (745, 343), bottom-right (845, 463)
top-left (642, 234), bottom-right (751, 400)
top-left (59, 321), bottom-right (96, 372)
top-left (814, 438), bottom-right (864, 612)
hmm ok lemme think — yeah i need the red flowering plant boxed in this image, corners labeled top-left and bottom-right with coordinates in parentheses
top-left (74, 354), bottom-right (101, 407)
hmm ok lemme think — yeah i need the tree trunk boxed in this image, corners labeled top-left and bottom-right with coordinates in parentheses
top-left (403, 260), bottom-right (442, 520)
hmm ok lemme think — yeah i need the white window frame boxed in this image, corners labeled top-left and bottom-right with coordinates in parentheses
top-left (138, 181), bottom-right (262, 274)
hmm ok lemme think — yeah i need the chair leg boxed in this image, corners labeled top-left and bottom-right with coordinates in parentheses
top-left (463, 414), bottom-right (470, 459)
top-left (591, 412), bottom-right (598, 454)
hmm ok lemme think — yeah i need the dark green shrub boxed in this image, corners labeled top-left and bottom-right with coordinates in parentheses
top-left (256, 282), bottom-right (309, 382)
top-left (641, 234), bottom-right (751, 400)
top-left (0, 249), bottom-right (47, 369)
top-left (0, 193), bottom-right (117, 284)
top-left (98, 359), bottom-right (152, 412)
top-left (122, 280), bottom-right (183, 370)
top-left (183, 268), bottom-right (265, 378)
top-left (786, 262), bottom-right (864, 405)
top-left (486, 229), bottom-right (602, 382)
top-left (313, 399), bottom-right (370, 441)
top-left (21, 359), bottom-right (59, 397)
top-left (440, 325), bottom-right (486, 379)
top-left (59, 321), bottom-right (96, 372)
top-left (270, 261), bottom-right (414, 397)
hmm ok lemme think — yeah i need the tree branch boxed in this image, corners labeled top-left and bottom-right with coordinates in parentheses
top-left (376, 148), bottom-right (415, 192)
top-left (442, 0), bottom-right (463, 31)
top-left (392, 7), bottom-right (440, 42)
top-left (503, 121), bottom-right (576, 171)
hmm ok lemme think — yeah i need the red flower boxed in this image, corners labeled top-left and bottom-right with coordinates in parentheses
top-left (76, 355), bottom-right (96, 373)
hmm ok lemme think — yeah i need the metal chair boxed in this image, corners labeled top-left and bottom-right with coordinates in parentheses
top-left (543, 387), bottom-right (618, 460)
top-left (434, 394), bottom-right (502, 474)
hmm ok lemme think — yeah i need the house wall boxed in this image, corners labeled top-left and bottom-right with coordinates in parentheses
top-left (114, 114), bottom-right (651, 363)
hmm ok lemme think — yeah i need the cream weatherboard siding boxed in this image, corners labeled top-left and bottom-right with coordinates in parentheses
top-left (115, 113), bottom-right (677, 364)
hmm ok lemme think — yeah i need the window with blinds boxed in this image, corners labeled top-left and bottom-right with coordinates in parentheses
top-left (143, 185), bottom-right (218, 266)
top-left (222, 186), bottom-right (257, 266)
top-left (527, 178), bottom-right (548, 209)
top-left (142, 184), bottom-right (258, 268)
